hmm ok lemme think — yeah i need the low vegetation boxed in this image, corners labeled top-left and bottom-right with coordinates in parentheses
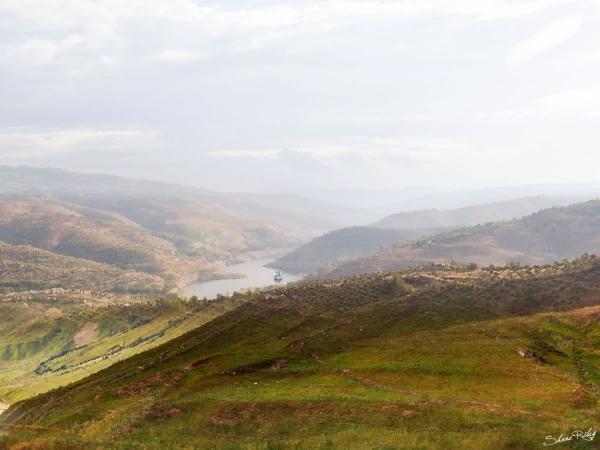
top-left (0, 292), bottom-right (248, 405)
top-left (3, 256), bottom-right (600, 448)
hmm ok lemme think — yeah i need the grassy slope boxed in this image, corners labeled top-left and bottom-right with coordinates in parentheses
top-left (0, 294), bottom-right (247, 404)
top-left (3, 258), bottom-right (600, 449)
top-left (268, 227), bottom-right (442, 274)
top-left (321, 199), bottom-right (600, 279)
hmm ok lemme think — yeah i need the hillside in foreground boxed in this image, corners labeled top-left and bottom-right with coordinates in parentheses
top-left (320, 199), bottom-right (600, 279)
top-left (2, 256), bottom-right (600, 449)
top-left (0, 292), bottom-right (247, 405)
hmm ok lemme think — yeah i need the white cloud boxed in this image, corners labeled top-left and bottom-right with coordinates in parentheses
top-left (506, 16), bottom-right (583, 65)
top-left (207, 149), bottom-right (281, 159)
top-left (0, 0), bottom-right (569, 66)
top-left (537, 87), bottom-right (600, 116)
top-left (150, 49), bottom-right (199, 62)
top-left (0, 128), bottom-right (160, 160)
top-left (482, 86), bottom-right (600, 119)
top-left (206, 136), bottom-right (515, 163)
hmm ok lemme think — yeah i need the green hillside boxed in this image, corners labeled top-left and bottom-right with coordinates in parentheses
top-left (321, 199), bottom-right (600, 279)
top-left (3, 257), bottom-right (600, 449)
top-left (0, 293), bottom-right (247, 405)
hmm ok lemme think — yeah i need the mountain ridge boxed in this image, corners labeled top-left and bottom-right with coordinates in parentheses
top-left (318, 199), bottom-right (600, 279)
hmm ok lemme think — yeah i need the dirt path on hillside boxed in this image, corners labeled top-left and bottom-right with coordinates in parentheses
top-left (0, 401), bottom-right (9, 415)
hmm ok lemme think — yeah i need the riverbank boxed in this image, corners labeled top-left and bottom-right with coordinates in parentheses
top-left (182, 258), bottom-right (302, 299)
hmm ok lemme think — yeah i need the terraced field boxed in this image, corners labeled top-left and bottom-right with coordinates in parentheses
top-left (2, 257), bottom-right (600, 448)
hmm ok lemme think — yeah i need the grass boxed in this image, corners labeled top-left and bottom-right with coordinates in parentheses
top-left (3, 259), bottom-right (600, 448)
top-left (0, 294), bottom-right (247, 404)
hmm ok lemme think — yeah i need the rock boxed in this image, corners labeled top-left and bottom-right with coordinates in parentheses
top-left (518, 349), bottom-right (537, 358)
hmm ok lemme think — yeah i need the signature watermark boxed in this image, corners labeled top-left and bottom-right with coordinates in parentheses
top-left (543, 428), bottom-right (597, 446)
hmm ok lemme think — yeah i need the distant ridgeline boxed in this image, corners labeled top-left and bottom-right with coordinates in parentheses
top-left (272, 195), bottom-right (586, 276)
top-left (317, 199), bottom-right (600, 279)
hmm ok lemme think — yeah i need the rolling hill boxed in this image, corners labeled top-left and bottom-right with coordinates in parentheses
top-left (0, 166), bottom-right (376, 296)
top-left (0, 166), bottom-right (372, 241)
top-left (270, 196), bottom-right (579, 276)
top-left (0, 241), bottom-right (166, 294)
top-left (2, 256), bottom-right (600, 448)
top-left (0, 198), bottom-right (209, 287)
top-left (319, 199), bottom-right (600, 279)
top-left (268, 226), bottom-right (444, 274)
top-left (373, 195), bottom-right (582, 229)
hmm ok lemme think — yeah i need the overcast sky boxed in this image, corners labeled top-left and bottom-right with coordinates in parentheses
top-left (1, 0), bottom-right (600, 193)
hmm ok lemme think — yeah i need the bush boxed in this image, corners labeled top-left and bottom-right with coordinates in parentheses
top-left (384, 274), bottom-right (415, 296)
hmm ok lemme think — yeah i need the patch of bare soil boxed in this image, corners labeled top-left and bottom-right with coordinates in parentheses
top-left (73, 322), bottom-right (98, 346)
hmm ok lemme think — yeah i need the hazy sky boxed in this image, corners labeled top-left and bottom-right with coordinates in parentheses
top-left (2, 0), bottom-right (600, 193)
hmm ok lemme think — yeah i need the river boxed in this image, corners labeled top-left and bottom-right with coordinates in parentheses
top-left (182, 258), bottom-right (302, 299)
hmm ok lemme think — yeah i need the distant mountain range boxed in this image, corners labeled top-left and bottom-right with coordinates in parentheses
top-left (318, 199), bottom-right (600, 279)
top-left (307, 183), bottom-right (600, 213)
top-left (0, 166), bottom-right (373, 237)
top-left (372, 196), bottom-right (584, 229)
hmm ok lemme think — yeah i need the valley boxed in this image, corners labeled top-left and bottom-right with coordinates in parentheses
top-left (4, 4), bottom-right (599, 448)
top-left (2, 168), bottom-right (600, 449)
top-left (0, 167), bottom-right (369, 297)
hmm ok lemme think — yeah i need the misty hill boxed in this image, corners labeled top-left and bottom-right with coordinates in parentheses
top-left (0, 166), bottom-right (373, 238)
top-left (320, 199), bottom-right (600, 279)
top-left (3, 257), bottom-right (600, 448)
top-left (0, 167), bottom-right (375, 294)
top-left (373, 196), bottom-right (583, 229)
top-left (0, 241), bottom-right (166, 294)
top-left (270, 196), bottom-right (577, 275)
top-left (0, 198), bottom-right (233, 290)
top-left (268, 226), bottom-right (444, 274)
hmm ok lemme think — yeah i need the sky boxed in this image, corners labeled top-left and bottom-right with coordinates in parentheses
top-left (1, 0), bottom-right (600, 194)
